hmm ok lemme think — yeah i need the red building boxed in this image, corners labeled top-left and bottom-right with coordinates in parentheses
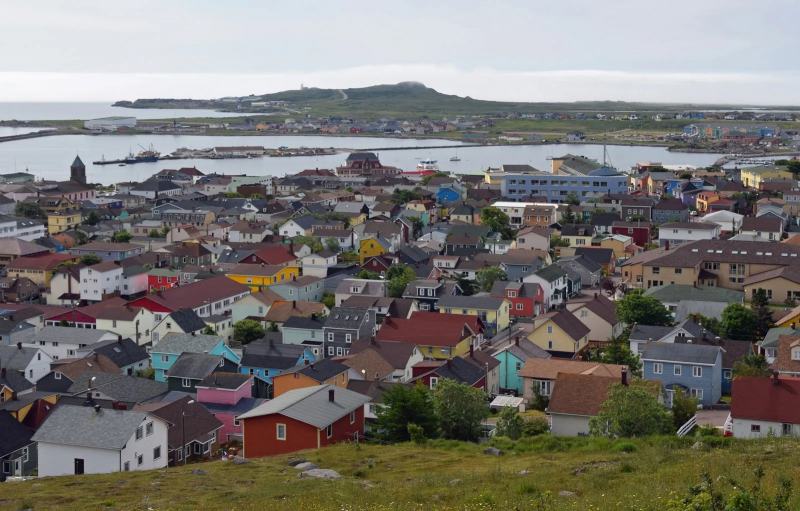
top-left (611, 221), bottom-right (652, 247)
top-left (238, 384), bottom-right (369, 458)
top-left (147, 269), bottom-right (181, 292)
top-left (491, 281), bottom-right (543, 318)
top-left (335, 152), bottom-right (401, 178)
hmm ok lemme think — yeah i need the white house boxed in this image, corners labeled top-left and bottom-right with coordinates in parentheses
top-left (23, 326), bottom-right (117, 360)
top-left (278, 219), bottom-right (310, 238)
top-left (657, 222), bottom-right (720, 247)
top-left (696, 210), bottom-right (743, 233)
top-left (32, 405), bottom-right (169, 476)
top-left (300, 250), bottom-right (338, 278)
top-left (14, 218), bottom-right (47, 241)
top-left (729, 375), bottom-right (800, 439)
top-left (0, 344), bottom-right (52, 383)
top-left (228, 221), bottom-right (272, 243)
top-left (80, 262), bottom-right (124, 302)
top-left (737, 215), bottom-right (784, 242)
top-left (46, 268), bottom-right (82, 306)
top-left (523, 265), bottom-right (569, 309)
top-left (547, 373), bottom-right (618, 437)
top-left (120, 266), bottom-right (149, 297)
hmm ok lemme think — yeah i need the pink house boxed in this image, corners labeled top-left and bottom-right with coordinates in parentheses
top-left (196, 373), bottom-right (265, 443)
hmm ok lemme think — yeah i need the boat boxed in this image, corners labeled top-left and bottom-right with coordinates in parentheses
top-left (416, 159), bottom-right (439, 172)
top-left (449, 156), bottom-right (461, 162)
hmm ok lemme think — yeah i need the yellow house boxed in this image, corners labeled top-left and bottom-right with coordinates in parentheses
top-left (47, 209), bottom-right (83, 234)
top-left (559, 224), bottom-right (594, 249)
top-left (740, 166), bottom-right (793, 189)
top-left (226, 263), bottom-right (300, 292)
top-left (376, 312), bottom-right (480, 360)
top-left (358, 237), bottom-right (388, 265)
top-left (4, 393), bottom-right (58, 423)
top-left (599, 234), bottom-right (634, 259)
top-left (6, 253), bottom-right (79, 286)
top-left (528, 309), bottom-right (591, 355)
top-left (775, 305), bottom-right (800, 328)
top-left (438, 295), bottom-right (510, 336)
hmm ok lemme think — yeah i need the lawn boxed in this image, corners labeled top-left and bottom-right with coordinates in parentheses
top-left (3, 436), bottom-right (799, 510)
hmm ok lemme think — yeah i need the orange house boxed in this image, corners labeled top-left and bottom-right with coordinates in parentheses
top-left (271, 359), bottom-right (349, 397)
top-left (696, 191), bottom-right (721, 213)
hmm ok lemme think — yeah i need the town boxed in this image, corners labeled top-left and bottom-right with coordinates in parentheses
top-left (0, 145), bottom-right (798, 501)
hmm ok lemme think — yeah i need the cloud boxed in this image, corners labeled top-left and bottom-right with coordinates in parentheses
top-left (1, 66), bottom-right (799, 105)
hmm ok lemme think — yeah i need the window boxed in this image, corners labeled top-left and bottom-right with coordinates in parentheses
top-left (326, 424), bottom-right (333, 438)
top-left (538, 380), bottom-right (552, 396)
top-left (146, 422), bottom-right (154, 436)
top-left (782, 423), bottom-right (792, 436)
top-left (350, 410), bottom-right (356, 424)
top-left (327, 332), bottom-right (334, 342)
top-left (276, 423), bottom-right (286, 441)
top-left (22, 447), bottom-right (29, 462)
top-left (674, 365), bottom-right (682, 376)
top-left (751, 424), bottom-right (761, 433)
top-left (430, 376), bottom-right (439, 389)
top-left (345, 333), bottom-right (352, 343)
top-left (136, 426), bottom-right (143, 440)
top-left (546, 325), bottom-right (553, 334)
top-left (161, 355), bottom-right (169, 363)
top-left (674, 268), bottom-right (682, 275)
top-left (137, 454), bottom-right (143, 466)
top-left (692, 366), bottom-right (703, 378)
top-left (792, 348), bottom-right (800, 361)
top-left (653, 363), bottom-right (663, 375)
top-left (690, 388), bottom-right (704, 400)
top-left (54, 372), bottom-right (62, 380)
top-left (123, 461), bottom-right (130, 471)
top-left (153, 446), bottom-right (161, 460)
top-left (652, 267), bottom-right (660, 275)
top-left (233, 418), bottom-right (240, 427)
top-left (328, 346), bottom-right (334, 356)
top-left (336, 347), bottom-right (343, 356)
top-left (182, 378), bottom-right (192, 388)
top-left (723, 369), bottom-right (732, 380)
top-left (515, 303), bottom-right (524, 311)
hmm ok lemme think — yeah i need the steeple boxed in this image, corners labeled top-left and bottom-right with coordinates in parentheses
top-left (70, 155), bottom-right (86, 185)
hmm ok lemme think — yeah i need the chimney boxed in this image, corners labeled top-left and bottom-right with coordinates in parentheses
top-left (621, 367), bottom-right (628, 386)
top-left (328, 388), bottom-right (335, 402)
top-left (191, 331), bottom-right (195, 336)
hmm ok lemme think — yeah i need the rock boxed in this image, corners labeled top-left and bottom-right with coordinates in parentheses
top-left (233, 457), bottom-right (249, 465)
top-left (300, 468), bottom-right (341, 480)
top-left (287, 458), bottom-right (307, 467)
top-left (360, 480), bottom-right (376, 489)
top-left (558, 490), bottom-right (577, 498)
top-left (519, 469), bottom-right (530, 476)
top-left (691, 441), bottom-right (704, 450)
top-left (449, 479), bottom-right (462, 486)
top-left (483, 447), bottom-right (503, 456)
top-left (191, 469), bottom-right (207, 475)
top-left (293, 462), bottom-right (319, 471)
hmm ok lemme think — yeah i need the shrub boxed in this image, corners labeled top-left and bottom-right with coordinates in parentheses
top-left (521, 416), bottom-right (550, 437)
top-left (495, 407), bottom-right (524, 440)
top-left (613, 441), bottom-right (637, 453)
top-left (407, 423), bottom-right (427, 445)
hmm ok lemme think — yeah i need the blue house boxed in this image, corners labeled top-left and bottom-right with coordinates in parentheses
top-left (239, 337), bottom-right (316, 397)
top-left (150, 332), bottom-right (241, 382)
top-left (436, 186), bottom-right (461, 204)
top-left (640, 342), bottom-right (722, 407)
top-left (492, 339), bottom-right (551, 395)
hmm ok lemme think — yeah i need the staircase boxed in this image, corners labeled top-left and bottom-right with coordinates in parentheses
top-left (676, 415), bottom-right (697, 438)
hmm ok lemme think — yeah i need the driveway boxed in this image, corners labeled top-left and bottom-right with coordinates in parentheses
top-left (696, 409), bottom-right (729, 429)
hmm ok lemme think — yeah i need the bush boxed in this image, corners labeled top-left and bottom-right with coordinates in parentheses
top-left (407, 423), bottom-right (427, 445)
top-left (613, 441), bottom-right (637, 453)
top-left (521, 416), bottom-right (550, 437)
top-left (495, 407), bottom-right (524, 440)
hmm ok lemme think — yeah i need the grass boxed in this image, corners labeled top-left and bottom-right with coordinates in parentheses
top-left (3, 436), bottom-right (800, 510)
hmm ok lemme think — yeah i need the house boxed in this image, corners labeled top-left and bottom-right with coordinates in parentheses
top-left (515, 226), bottom-right (552, 252)
top-left (150, 308), bottom-right (208, 342)
top-left (640, 342), bottom-right (722, 407)
top-left (322, 307), bottom-right (376, 358)
top-left (0, 411), bottom-right (36, 477)
top-left (47, 209), bottom-right (82, 234)
top-left (271, 358), bottom-right (350, 397)
top-left (6, 253), bottom-right (78, 287)
top-left (228, 221), bottom-right (272, 243)
top-left (70, 242), bottom-right (145, 262)
top-left (489, 337), bottom-right (551, 395)
top-left (36, 355), bottom-right (121, 394)
top-left (770, 334), bottom-right (800, 377)
top-left (0, 238), bottom-right (48, 266)
top-left (32, 404), bottom-right (169, 476)
top-left (743, 266), bottom-right (800, 305)
top-left (657, 222), bottom-right (720, 247)
top-left (137, 396), bottom-right (222, 465)
top-left (729, 375), bottom-right (800, 438)
top-left (300, 250), bottom-right (338, 278)
top-left (270, 275), bottom-right (324, 302)
top-left (518, 358), bottom-right (624, 405)
top-left (401, 279), bottom-right (461, 312)
top-left (358, 237), bottom-right (389, 265)
top-left (628, 318), bottom-right (705, 356)
top-left (548, 373), bottom-right (619, 436)
top-left (524, 265), bottom-right (569, 309)
top-left (334, 278), bottom-right (387, 306)
top-left (147, 268), bottom-right (182, 292)
top-left (554, 255), bottom-right (599, 289)
top-left (150, 333), bottom-right (240, 382)
top-left (63, 372), bottom-right (169, 408)
top-left (127, 276), bottom-right (251, 319)
top-left (565, 294), bottom-right (622, 343)
top-left (376, 311), bottom-right (483, 360)
top-left (558, 224), bottom-right (594, 248)
top-left (527, 310), bottom-right (591, 357)
top-left (262, 300), bottom-right (328, 327)
top-left (22, 326), bottom-right (117, 362)
top-left (697, 210), bottom-right (743, 234)
top-left (411, 356), bottom-right (487, 391)
top-left (0, 343), bottom-right (52, 384)
top-left (79, 261), bottom-right (123, 302)
top-left (490, 281), bottom-right (543, 318)
top-left (280, 316), bottom-right (326, 353)
top-left (611, 221), bottom-right (652, 247)
top-left (196, 372), bottom-right (264, 444)
top-left (345, 339), bottom-right (423, 383)
top-left (239, 338), bottom-right (316, 395)
top-left (76, 337), bottom-right (150, 376)
top-left (237, 384), bottom-right (369, 458)
top-left (652, 198), bottom-right (690, 224)
top-left (437, 295), bottom-right (510, 336)
top-left (166, 352), bottom-right (237, 392)
top-left (643, 284), bottom-right (744, 321)
top-left (225, 263), bottom-right (301, 293)
top-left (346, 380), bottom-right (402, 425)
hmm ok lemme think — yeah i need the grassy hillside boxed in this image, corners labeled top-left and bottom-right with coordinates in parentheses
top-left (4, 436), bottom-right (800, 510)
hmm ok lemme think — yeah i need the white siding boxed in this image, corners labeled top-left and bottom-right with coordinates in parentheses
top-left (549, 413), bottom-right (591, 437)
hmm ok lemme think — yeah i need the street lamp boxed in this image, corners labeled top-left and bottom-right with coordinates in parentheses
top-left (182, 399), bottom-right (195, 465)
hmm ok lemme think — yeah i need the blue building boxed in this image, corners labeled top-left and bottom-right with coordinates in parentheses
top-left (493, 340), bottom-right (551, 395)
top-left (640, 342), bottom-right (722, 407)
top-left (436, 186), bottom-right (461, 204)
top-left (495, 164), bottom-right (628, 202)
top-left (239, 338), bottom-right (316, 397)
top-left (150, 333), bottom-right (240, 382)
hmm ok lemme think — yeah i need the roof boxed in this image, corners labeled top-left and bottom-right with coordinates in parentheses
top-left (0, 410), bottom-right (34, 455)
top-left (349, 339), bottom-right (418, 370)
top-left (538, 310), bottom-right (591, 341)
top-left (82, 338), bottom-right (148, 368)
top-left (732, 375), bottom-right (800, 424)
top-left (771, 335), bottom-right (800, 374)
top-left (282, 316), bottom-right (326, 330)
top-left (73, 241), bottom-right (141, 253)
top-left (377, 311), bottom-right (481, 347)
top-left (166, 352), bottom-right (222, 380)
top-left (151, 332), bottom-right (224, 355)
top-left (32, 404), bottom-right (160, 450)
top-left (196, 372), bottom-right (251, 391)
top-left (572, 295), bottom-right (618, 326)
top-left (415, 356), bottom-right (486, 386)
top-left (548, 373), bottom-right (618, 417)
top-left (0, 344), bottom-right (40, 371)
top-left (340, 348), bottom-right (395, 381)
top-left (660, 221), bottom-right (718, 230)
top-left (640, 239), bottom-right (800, 268)
top-left (438, 295), bottom-right (506, 311)
top-left (130, 276), bottom-right (249, 311)
top-left (168, 308), bottom-right (207, 333)
top-left (740, 215), bottom-right (783, 232)
top-left (240, 339), bottom-right (307, 370)
top-left (533, 264), bottom-right (567, 283)
top-left (237, 384), bottom-right (369, 427)
top-left (640, 342), bottom-right (721, 365)
top-left (519, 358), bottom-right (624, 380)
top-left (264, 301), bottom-right (327, 323)
top-left (346, 380), bottom-right (402, 403)
top-left (7, 253), bottom-right (75, 271)
top-left (643, 284), bottom-right (743, 304)
top-left (0, 238), bottom-right (48, 257)
top-left (36, 326), bottom-right (116, 346)
top-left (140, 396), bottom-right (221, 448)
top-left (68, 372), bottom-right (168, 403)
top-left (743, 266), bottom-right (800, 286)
top-left (324, 307), bottom-right (372, 328)
top-left (281, 358), bottom-right (349, 382)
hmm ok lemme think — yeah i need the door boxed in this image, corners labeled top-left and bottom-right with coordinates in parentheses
top-left (13, 459), bottom-right (21, 476)
top-left (74, 458), bottom-right (84, 475)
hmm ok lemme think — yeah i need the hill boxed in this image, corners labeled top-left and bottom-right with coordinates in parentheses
top-left (4, 436), bottom-right (799, 510)
top-left (114, 82), bottom-right (799, 120)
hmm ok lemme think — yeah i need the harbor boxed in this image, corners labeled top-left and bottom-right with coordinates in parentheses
top-left (92, 145), bottom-right (341, 165)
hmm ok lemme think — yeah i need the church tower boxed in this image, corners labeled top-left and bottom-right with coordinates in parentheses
top-left (70, 155), bottom-right (86, 184)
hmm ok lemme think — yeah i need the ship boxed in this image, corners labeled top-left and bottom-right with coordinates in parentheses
top-left (124, 145), bottom-right (160, 163)
top-left (403, 159), bottom-right (440, 176)
top-left (449, 156), bottom-right (461, 162)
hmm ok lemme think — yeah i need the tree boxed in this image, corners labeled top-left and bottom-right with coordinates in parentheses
top-left (233, 319), bottom-right (265, 345)
top-left (585, 332), bottom-right (642, 377)
top-left (79, 254), bottom-right (101, 266)
top-left (149, 229), bottom-right (165, 238)
top-left (475, 266), bottom-right (507, 292)
top-left (391, 188), bottom-right (421, 205)
top-left (324, 237), bottom-right (340, 253)
top-left (456, 277), bottom-right (477, 296)
top-left (375, 384), bottom-right (439, 442)
top-left (386, 264), bottom-right (416, 298)
top-left (356, 269), bottom-right (380, 280)
top-left (732, 354), bottom-right (771, 377)
top-left (616, 290), bottom-right (673, 326)
top-left (751, 289), bottom-right (774, 339)
top-left (406, 216), bottom-right (423, 238)
top-left (589, 382), bottom-right (672, 437)
top-left (720, 304), bottom-right (758, 341)
top-left (15, 202), bottom-right (45, 219)
top-left (83, 211), bottom-right (100, 226)
top-left (432, 379), bottom-right (489, 442)
top-left (560, 206), bottom-right (577, 224)
top-left (565, 192), bottom-right (580, 206)
top-left (549, 235), bottom-right (570, 249)
top-left (293, 235), bottom-right (323, 253)
top-left (479, 206), bottom-right (514, 240)
top-left (202, 325), bottom-right (216, 335)
top-left (495, 406), bottom-right (524, 440)
top-left (321, 292), bottom-right (335, 309)
top-left (111, 230), bottom-right (132, 243)
top-left (671, 389), bottom-right (698, 430)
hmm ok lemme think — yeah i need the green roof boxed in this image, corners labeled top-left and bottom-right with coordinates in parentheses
top-left (643, 284), bottom-right (743, 304)
top-left (760, 327), bottom-right (796, 348)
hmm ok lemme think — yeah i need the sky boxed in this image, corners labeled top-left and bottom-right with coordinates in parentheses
top-left (2, 0), bottom-right (799, 104)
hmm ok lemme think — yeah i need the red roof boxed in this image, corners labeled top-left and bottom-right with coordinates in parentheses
top-left (244, 245), bottom-right (296, 265)
top-left (376, 311), bottom-right (482, 347)
top-left (731, 376), bottom-right (800, 424)
top-left (127, 276), bottom-right (249, 312)
top-left (7, 253), bottom-right (76, 271)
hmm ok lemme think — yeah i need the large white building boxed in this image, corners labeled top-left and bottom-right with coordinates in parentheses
top-left (80, 262), bottom-right (124, 301)
top-left (657, 222), bottom-right (720, 248)
top-left (83, 116), bottom-right (137, 131)
top-left (23, 326), bottom-right (117, 360)
top-left (33, 405), bottom-right (168, 476)
top-left (0, 215), bottom-right (47, 242)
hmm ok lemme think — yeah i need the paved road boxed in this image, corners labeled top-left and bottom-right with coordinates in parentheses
top-left (696, 409), bottom-right (729, 428)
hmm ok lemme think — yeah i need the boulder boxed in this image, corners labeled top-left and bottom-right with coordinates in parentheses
top-left (558, 490), bottom-right (577, 498)
top-left (293, 462), bottom-right (319, 471)
top-left (300, 468), bottom-right (341, 480)
top-left (483, 447), bottom-right (502, 456)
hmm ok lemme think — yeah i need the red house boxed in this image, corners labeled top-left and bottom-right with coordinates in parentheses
top-left (127, 276), bottom-right (250, 316)
top-left (491, 281), bottom-right (543, 318)
top-left (238, 384), bottom-right (369, 458)
top-left (239, 244), bottom-right (297, 266)
top-left (411, 356), bottom-right (486, 390)
top-left (611, 221), bottom-right (652, 247)
top-left (147, 269), bottom-right (181, 292)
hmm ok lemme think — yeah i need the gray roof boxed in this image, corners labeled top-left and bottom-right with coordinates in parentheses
top-left (629, 324), bottom-right (675, 342)
top-left (237, 384), bottom-right (370, 428)
top-left (0, 345), bottom-right (39, 370)
top-left (79, 338), bottom-right (149, 368)
top-left (643, 284), bottom-right (744, 304)
top-left (67, 372), bottom-right (169, 403)
top-left (167, 352), bottom-right (223, 380)
top-left (36, 326), bottom-right (116, 346)
top-left (533, 264), bottom-right (567, 283)
top-left (32, 404), bottom-right (160, 450)
top-left (640, 342), bottom-right (722, 365)
top-left (760, 327), bottom-right (797, 349)
top-left (324, 307), bottom-right (372, 329)
top-left (168, 309), bottom-right (207, 333)
top-left (438, 294), bottom-right (506, 310)
top-left (151, 333), bottom-right (224, 355)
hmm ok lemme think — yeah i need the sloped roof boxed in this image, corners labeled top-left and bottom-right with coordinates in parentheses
top-left (519, 358), bottom-right (624, 380)
top-left (281, 358), bottom-right (348, 382)
top-left (640, 342), bottom-right (721, 365)
top-left (731, 376), bottom-right (800, 424)
top-left (548, 373), bottom-right (617, 416)
top-left (376, 312), bottom-right (481, 347)
top-left (151, 332), bottom-right (223, 355)
top-left (240, 339), bottom-right (307, 370)
top-left (237, 384), bottom-right (370, 427)
top-left (166, 352), bottom-right (222, 380)
top-left (32, 404), bottom-right (159, 450)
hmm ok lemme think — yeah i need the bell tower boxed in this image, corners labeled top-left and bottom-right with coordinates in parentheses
top-left (70, 155), bottom-right (86, 184)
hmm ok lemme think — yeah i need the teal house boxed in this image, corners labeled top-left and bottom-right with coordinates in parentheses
top-left (150, 332), bottom-right (240, 382)
top-left (493, 340), bottom-right (551, 395)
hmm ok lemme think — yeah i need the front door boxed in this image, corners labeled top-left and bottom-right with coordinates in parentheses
top-left (74, 458), bottom-right (84, 475)
top-left (13, 458), bottom-right (21, 476)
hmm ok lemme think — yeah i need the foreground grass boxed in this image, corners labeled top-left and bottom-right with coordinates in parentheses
top-left (3, 436), bottom-right (800, 511)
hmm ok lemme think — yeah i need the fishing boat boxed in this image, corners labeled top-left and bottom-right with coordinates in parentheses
top-left (449, 156), bottom-right (461, 162)
top-left (416, 159), bottom-right (439, 172)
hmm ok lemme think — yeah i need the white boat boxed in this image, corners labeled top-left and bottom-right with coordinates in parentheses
top-left (449, 156), bottom-right (461, 162)
top-left (416, 159), bottom-right (439, 172)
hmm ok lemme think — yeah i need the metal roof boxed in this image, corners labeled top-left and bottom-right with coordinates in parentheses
top-left (237, 384), bottom-right (369, 428)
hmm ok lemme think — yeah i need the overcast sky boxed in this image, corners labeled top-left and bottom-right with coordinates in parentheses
top-left (3, 0), bottom-right (799, 104)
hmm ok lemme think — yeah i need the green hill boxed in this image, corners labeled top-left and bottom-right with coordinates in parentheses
top-left (4, 436), bottom-right (799, 510)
